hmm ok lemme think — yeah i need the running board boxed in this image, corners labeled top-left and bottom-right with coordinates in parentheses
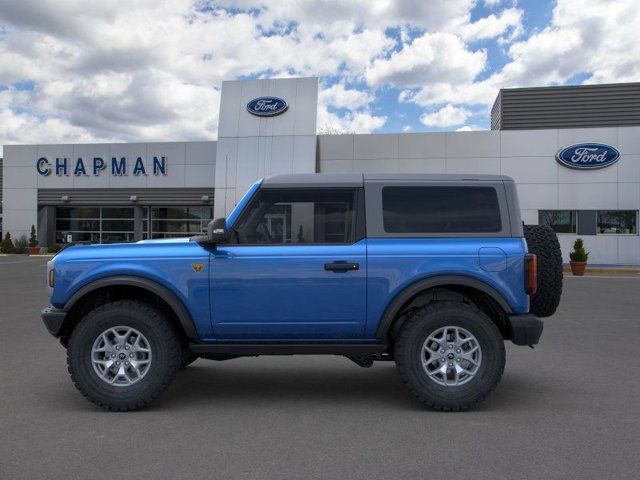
top-left (189, 343), bottom-right (387, 356)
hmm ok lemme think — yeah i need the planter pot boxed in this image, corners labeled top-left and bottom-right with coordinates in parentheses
top-left (570, 261), bottom-right (587, 276)
top-left (28, 247), bottom-right (40, 255)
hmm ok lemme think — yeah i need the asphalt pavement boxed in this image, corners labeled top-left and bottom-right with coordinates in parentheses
top-left (1, 255), bottom-right (639, 479)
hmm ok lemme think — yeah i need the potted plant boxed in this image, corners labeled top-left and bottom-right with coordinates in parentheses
top-left (569, 238), bottom-right (589, 276)
top-left (28, 225), bottom-right (39, 254)
top-left (1, 232), bottom-right (15, 254)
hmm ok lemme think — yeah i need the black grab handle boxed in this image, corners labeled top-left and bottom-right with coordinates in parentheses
top-left (324, 262), bottom-right (359, 271)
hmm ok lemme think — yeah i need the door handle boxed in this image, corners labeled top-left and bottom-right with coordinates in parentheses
top-left (324, 262), bottom-right (359, 271)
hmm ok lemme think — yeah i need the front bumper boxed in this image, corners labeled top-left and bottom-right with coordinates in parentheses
top-left (41, 306), bottom-right (67, 337)
top-left (507, 314), bottom-right (543, 346)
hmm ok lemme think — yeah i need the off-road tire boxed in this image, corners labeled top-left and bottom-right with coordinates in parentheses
top-left (395, 301), bottom-right (505, 411)
top-left (524, 224), bottom-right (563, 318)
top-left (67, 300), bottom-right (181, 411)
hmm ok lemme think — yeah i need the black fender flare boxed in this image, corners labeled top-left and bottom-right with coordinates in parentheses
top-left (64, 276), bottom-right (198, 341)
top-left (375, 275), bottom-right (513, 340)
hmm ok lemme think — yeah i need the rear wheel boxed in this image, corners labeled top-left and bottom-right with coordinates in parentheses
top-left (67, 300), bottom-right (181, 411)
top-left (524, 224), bottom-right (563, 318)
top-left (395, 301), bottom-right (505, 411)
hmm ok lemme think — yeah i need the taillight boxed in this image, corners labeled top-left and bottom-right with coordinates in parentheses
top-left (524, 253), bottom-right (537, 295)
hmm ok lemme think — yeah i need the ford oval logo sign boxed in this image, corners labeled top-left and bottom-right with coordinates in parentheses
top-left (556, 143), bottom-right (620, 170)
top-left (247, 97), bottom-right (288, 117)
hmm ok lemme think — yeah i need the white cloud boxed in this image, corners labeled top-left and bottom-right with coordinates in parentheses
top-left (319, 83), bottom-right (373, 110)
top-left (366, 32), bottom-right (486, 88)
top-left (0, 0), bottom-right (639, 147)
top-left (317, 106), bottom-right (386, 134)
top-left (420, 104), bottom-right (472, 127)
top-left (456, 125), bottom-right (483, 131)
top-left (456, 8), bottom-right (523, 42)
top-left (397, 0), bottom-right (640, 114)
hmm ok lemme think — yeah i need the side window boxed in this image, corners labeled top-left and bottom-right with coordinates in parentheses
top-left (234, 189), bottom-right (358, 245)
top-left (382, 186), bottom-right (502, 233)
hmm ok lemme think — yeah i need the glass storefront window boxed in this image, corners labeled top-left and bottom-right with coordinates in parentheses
top-left (55, 206), bottom-right (135, 244)
top-left (145, 206), bottom-right (213, 239)
top-left (597, 211), bottom-right (638, 234)
top-left (539, 210), bottom-right (577, 233)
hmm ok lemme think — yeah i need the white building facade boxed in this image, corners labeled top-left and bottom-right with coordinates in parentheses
top-left (2, 77), bottom-right (639, 264)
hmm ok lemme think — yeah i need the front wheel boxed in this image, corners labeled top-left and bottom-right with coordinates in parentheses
top-left (67, 300), bottom-right (182, 411)
top-left (395, 301), bottom-right (505, 411)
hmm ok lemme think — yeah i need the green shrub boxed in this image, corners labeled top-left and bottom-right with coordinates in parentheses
top-left (569, 238), bottom-right (589, 262)
top-left (14, 234), bottom-right (29, 254)
top-left (1, 232), bottom-right (15, 253)
top-left (47, 244), bottom-right (62, 254)
top-left (29, 225), bottom-right (38, 248)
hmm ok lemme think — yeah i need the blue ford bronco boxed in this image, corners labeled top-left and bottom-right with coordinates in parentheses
top-left (41, 174), bottom-right (562, 411)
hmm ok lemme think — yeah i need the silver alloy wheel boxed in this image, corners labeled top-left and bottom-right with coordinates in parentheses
top-left (420, 326), bottom-right (482, 387)
top-left (91, 326), bottom-right (152, 387)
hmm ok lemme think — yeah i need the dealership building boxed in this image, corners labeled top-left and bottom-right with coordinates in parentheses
top-left (2, 78), bottom-right (640, 264)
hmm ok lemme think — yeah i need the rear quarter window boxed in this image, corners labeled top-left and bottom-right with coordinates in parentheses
top-left (382, 186), bottom-right (502, 233)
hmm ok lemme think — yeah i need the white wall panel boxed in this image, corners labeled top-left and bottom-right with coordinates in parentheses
top-left (445, 156), bottom-right (501, 174)
top-left (353, 159), bottom-right (398, 173)
top-left (396, 158), bottom-right (447, 173)
top-left (4, 167), bottom-right (36, 189)
top-left (618, 154), bottom-right (640, 183)
top-left (293, 78), bottom-right (319, 136)
top-left (292, 136), bottom-right (317, 174)
top-left (501, 156), bottom-right (558, 184)
top-left (618, 127), bottom-right (640, 155)
top-left (445, 131), bottom-right (500, 158)
top-left (558, 128), bottom-right (618, 148)
top-left (319, 159), bottom-right (353, 173)
top-left (318, 135), bottom-right (354, 160)
top-left (3, 145), bottom-right (38, 167)
top-left (618, 236), bottom-right (640, 263)
top-left (558, 183), bottom-right (618, 209)
top-left (354, 134), bottom-right (398, 160)
top-left (558, 162), bottom-right (618, 183)
top-left (398, 133), bottom-right (445, 158)
top-left (617, 182), bottom-right (640, 209)
top-left (184, 164), bottom-right (216, 188)
top-left (517, 184), bottom-right (558, 210)
top-left (501, 129), bottom-right (558, 157)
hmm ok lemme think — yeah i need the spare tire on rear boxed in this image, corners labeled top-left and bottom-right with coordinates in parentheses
top-left (523, 225), bottom-right (563, 318)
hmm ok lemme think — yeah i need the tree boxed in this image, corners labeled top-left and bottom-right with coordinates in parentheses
top-left (1, 232), bottom-right (15, 254)
top-left (29, 225), bottom-right (38, 248)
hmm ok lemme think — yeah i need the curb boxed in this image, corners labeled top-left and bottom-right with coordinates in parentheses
top-left (563, 267), bottom-right (640, 275)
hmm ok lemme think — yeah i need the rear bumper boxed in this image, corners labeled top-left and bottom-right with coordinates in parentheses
top-left (507, 313), bottom-right (543, 346)
top-left (41, 306), bottom-right (67, 337)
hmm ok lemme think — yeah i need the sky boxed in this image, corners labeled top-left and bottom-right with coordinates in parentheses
top-left (0, 0), bottom-right (639, 154)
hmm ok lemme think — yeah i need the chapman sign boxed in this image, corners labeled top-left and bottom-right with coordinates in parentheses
top-left (246, 97), bottom-right (288, 117)
top-left (36, 156), bottom-right (168, 177)
top-left (556, 143), bottom-right (620, 170)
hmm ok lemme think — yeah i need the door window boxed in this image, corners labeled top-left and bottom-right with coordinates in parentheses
top-left (233, 189), bottom-right (357, 245)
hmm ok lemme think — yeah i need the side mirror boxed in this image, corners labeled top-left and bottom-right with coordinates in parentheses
top-left (194, 217), bottom-right (227, 246)
top-left (208, 217), bottom-right (228, 244)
